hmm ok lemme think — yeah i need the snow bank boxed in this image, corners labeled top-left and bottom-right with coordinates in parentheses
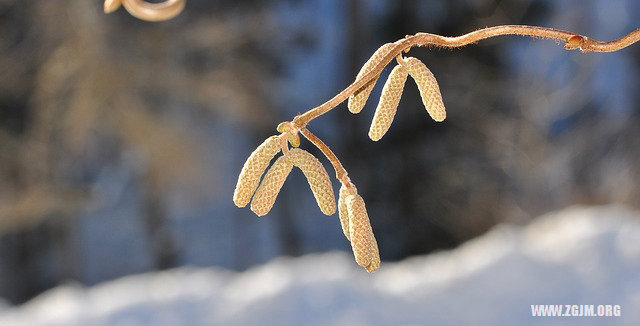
top-left (1, 206), bottom-right (639, 325)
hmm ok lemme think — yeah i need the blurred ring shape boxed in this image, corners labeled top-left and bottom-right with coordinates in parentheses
top-left (104, 0), bottom-right (186, 22)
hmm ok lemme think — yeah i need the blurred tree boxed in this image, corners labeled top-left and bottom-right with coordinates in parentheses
top-left (0, 0), bottom-right (638, 304)
top-left (0, 0), bottom-right (286, 302)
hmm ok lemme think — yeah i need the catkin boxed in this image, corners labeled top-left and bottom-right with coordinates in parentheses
top-left (348, 43), bottom-right (396, 114)
top-left (346, 194), bottom-right (380, 272)
top-left (233, 135), bottom-right (282, 208)
top-left (289, 149), bottom-right (337, 215)
top-left (366, 230), bottom-right (380, 273)
top-left (404, 57), bottom-right (446, 122)
top-left (368, 64), bottom-right (409, 141)
top-left (338, 184), bottom-right (351, 241)
top-left (250, 154), bottom-right (294, 216)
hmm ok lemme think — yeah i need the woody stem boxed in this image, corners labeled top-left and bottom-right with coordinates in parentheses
top-left (291, 25), bottom-right (640, 129)
top-left (299, 128), bottom-right (353, 188)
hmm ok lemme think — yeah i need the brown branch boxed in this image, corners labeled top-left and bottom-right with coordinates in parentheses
top-left (292, 25), bottom-right (640, 129)
top-left (242, 24), bottom-right (640, 272)
top-left (298, 128), bottom-right (352, 188)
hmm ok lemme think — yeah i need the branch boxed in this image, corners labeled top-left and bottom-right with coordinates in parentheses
top-left (299, 128), bottom-right (352, 189)
top-left (235, 24), bottom-right (640, 272)
top-left (292, 25), bottom-right (640, 129)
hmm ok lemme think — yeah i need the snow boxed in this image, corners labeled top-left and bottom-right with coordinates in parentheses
top-left (1, 205), bottom-right (639, 325)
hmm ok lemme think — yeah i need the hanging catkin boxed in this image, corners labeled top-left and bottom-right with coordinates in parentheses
top-left (346, 193), bottom-right (380, 272)
top-left (233, 135), bottom-right (282, 208)
top-left (338, 184), bottom-right (351, 241)
top-left (250, 154), bottom-right (294, 216)
top-left (368, 64), bottom-right (409, 141)
top-left (365, 229), bottom-right (380, 273)
top-left (288, 149), bottom-right (336, 215)
top-left (348, 43), bottom-right (396, 114)
top-left (404, 57), bottom-right (446, 122)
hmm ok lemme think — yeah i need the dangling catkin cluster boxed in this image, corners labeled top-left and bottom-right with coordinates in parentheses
top-left (404, 57), bottom-right (447, 122)
top-left (234, 50), bottom-right (448, 274)
top-left (233, 135), bottom-right (282, 207)
top-left (288, 148), bottom-right (336, 216)
top-left (348, 43), bottom-right (396, 114)
top-left (344, 190), bottom-right (380, 273)
top-left (368, 64), bottom-right (409, 141)
top-left (238, 144), bottom-right (336, 217)
top-left (351, 52), bottom-right (446, 141)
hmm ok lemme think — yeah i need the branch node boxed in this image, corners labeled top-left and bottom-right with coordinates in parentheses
top-left (564, 35), bottom-right (586, 51)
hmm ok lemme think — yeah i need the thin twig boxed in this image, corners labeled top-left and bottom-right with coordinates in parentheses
top-left (243, 24), bottom-right (640, 271)
top-left (299, 128), bottom-right (352, 188)
top-left (292, 25), bottom-right (640, 129)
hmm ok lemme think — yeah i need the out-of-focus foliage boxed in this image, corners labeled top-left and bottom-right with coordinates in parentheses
top-left (0, 0), bottom-right (639, 304)
top-left (0, 0), bottom-right (287, 302)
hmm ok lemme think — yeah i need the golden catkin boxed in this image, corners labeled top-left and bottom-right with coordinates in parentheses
top-left (346, 194), bottom-right (380, 272)
top-left (368, 64), bottom-right (409, 141)
top-left (348, 43), bottom-right (396, 114)
top-left (365, 230), bottom-right (381, 273)
top-left (233, 135), bottom-right (282, 208)
top-left (250, 155), bottom-right (294, 216)
top-left (337, 184), bottom-right (351, 241)
top-left (404, 57), bottom-right (447, 122)
top-left (289, 148), bottom-right (337, 215)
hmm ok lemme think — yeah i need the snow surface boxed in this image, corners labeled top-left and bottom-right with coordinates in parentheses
top-left (1, 206), bottom-right (639, 326)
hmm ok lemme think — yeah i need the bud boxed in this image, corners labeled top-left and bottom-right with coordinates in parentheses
top-left (287, 133), bottom-right (301, 148)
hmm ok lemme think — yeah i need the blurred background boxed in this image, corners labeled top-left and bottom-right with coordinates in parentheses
top-left (0, 0), bottom-right (639, 323)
